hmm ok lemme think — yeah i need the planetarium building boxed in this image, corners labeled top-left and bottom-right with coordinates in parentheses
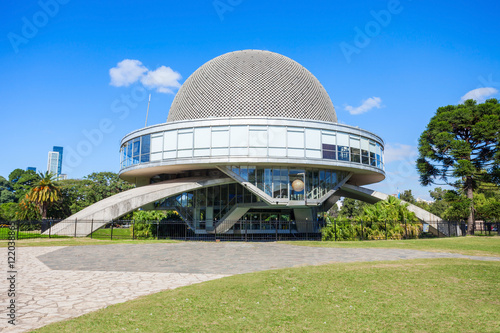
top-left (49, 50), bottom-right (443, 237)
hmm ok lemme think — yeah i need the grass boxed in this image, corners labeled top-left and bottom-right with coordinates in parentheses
top-left (91, 227), bottom-right (133, 239)
top-left (281, 236), bottom-right (500, 257)
top-left (33, 258), bottom-right (500, 332)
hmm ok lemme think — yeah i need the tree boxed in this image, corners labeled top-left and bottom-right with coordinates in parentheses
top-left (0, 175), bottom-right (15, 204)
top-left (399, 189), bottom-right (416, 204)
top-left (84, 172), bottom-right (135, 204)
top-left (427, 187), bottom-right (451, 218)
top-left (0, 203), bottom-right (19, 221)
top-left (339, 198), bottom-right (367, 218)
top-left (26, 172), bottom-right (61, 219)
top-left (417, 99), bottom-right (500, 234)
top-left (8, 169), bottom-right (40, 201)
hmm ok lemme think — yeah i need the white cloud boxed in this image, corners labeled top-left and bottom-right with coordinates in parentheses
top-left (140, 66), bottom-right (182, 94)
top-left (109, 59), bottom-right (147, 87)
top-left (460, 87), bottom-right (498, 103)
top-left (109, 60), bottom-right (182, 94)
top-left (384, 143), bottom-right (417, 163)
top-left (344, 97), bottom-right (382, 115)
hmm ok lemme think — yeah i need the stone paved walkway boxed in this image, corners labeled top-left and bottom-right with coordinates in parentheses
top-left (1, 242), bottom-right (499, 332)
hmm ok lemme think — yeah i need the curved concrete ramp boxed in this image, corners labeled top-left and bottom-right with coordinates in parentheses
top-left (46, 176), bottom-right (234, 236)
top-left (337, 184), bottom-right (461, 236)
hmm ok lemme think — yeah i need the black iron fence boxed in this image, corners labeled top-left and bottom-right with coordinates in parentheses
top-left (0, 219), bottom-right (498, 242)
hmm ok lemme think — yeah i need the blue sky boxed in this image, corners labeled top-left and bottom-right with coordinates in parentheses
top-left (1, 0), bottom-right (499, 200)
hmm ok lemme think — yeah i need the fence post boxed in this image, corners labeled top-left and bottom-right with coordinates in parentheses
top-left (16, 221), bottom-right (20, 240)
top-left (132, 219), bottom-right (135, 240)
top-left (245, 222), bottom-right (248, 242)
top-left (385, 220), bottom-right (387, 240)
top-left (448, 220), bottom-right (451, 237)
top-left (49, 220), bottom-right (52, 239)
top-left (156, 221), bottom-right (159, 240)
top-left (110, 220), bottom-right (114, 240)
top-left (74, 218), bottom-right (78, 238)
top-left (90, 219), bottom-right (94, 239)
top-left (334, 218), bottom-right (337, 242)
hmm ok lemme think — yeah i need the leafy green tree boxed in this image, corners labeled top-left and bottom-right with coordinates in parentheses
top-left (84, 172), bottom-right (135, 204)
top-left (0, 203), bottom-right (19, 221)
top-left (426, 187), bottom-right (451, 218)
top-left (399, 189), bottom-right (416, 204)
top-left (16, 197), bottom-right (41, 221)
top-left (0, 176), bottom-right (15, 203)
top-left (417, 99), bottom-right (500, 234)
top-left (8, 169), bottom-right (40, 201)
top-left (26, 172), bottom-right (61, 219)
top-left (339, 198), bottom-right (367, 218)
top-left (0, 189), bottom-right (15, 204)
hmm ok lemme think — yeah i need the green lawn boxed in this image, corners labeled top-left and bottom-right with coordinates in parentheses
top-left (33, 258), bottom-right (500, 333)
top-left (91, 227), bottom-right (133, 239)
top-left (281, 236), bottom-right (500, 257)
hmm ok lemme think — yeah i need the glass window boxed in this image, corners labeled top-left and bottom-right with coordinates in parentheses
top-left (338, 146), bottom-right (349, 161)
top-left (248, 166), bottom-right (256, 185)
top-left (324, 170), bottom-right (331, 191)
top-left (273, 168), bottom-right (281, 198)
top-left (280, 168), bottom-right (288, 199)
top-left (264, 169), bottom-right (272, 197)
top-left (220, 185), bottom-right (228, 208)
top-left (319, 170), bottom-right (325, 197)
top-left (289, 170), bottom-right (305, 200)
top-left (350, 148), bottom-right (360, 163)
top-left (370, 152), bottom-right (376, 166)
top-left (207, 187), bottom-right (214, 206)
top-left (322, 144), bottom-right (336, 160)
top-left (362, 150), bottom-right (369, 165)
top-left (240, 166), bottom-right (248, 181)
top-left (133, 138), bottom-right (140, 156)
top-left (256, 168), bottom-right (264, 191)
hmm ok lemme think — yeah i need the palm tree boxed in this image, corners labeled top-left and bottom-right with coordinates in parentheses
top-left (27, 172), bottom-right (61, 219)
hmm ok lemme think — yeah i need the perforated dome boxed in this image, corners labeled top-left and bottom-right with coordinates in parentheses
top-left (167, 50), bottom-right (337, 123)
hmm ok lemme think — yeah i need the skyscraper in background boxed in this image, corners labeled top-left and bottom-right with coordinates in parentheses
top-left (52, 146), bottom-right (63, 175)
top-left (26, 167), bottom-right (36, 172)
top-left (47, 151), bottom-right (60, 176)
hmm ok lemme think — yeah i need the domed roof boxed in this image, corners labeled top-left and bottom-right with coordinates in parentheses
top-left (167, 50), bottom-right (337, 123)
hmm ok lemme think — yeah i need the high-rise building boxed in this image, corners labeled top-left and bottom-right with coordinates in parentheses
top-left (26, 167), bottom-right (36, 172)
top-left (47, 146), bottom-right (63, 177)
top-left (52, 146), bottom-right (63, 176)
top-left (47, 151), bottom-right (60, 176)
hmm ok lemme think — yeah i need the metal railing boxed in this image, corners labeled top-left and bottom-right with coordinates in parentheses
top-left (0, 220), bottom-right (498, 242)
